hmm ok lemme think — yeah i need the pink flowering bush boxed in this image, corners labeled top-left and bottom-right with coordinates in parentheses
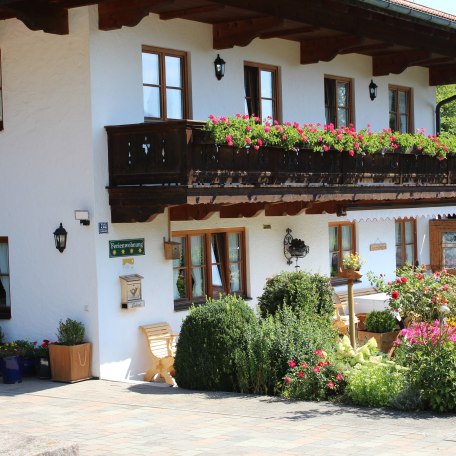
top-left (368, 265), bottom-right (456, 323)
top-left (394, 320), bottom-right (456, 412)
top-left (204, 114), bottom-right (456, 158)
top-left (282, 349), bottom-right (346, 401)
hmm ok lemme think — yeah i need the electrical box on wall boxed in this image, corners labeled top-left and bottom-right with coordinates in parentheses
top-left (119, 274), bottom-right (145, 309)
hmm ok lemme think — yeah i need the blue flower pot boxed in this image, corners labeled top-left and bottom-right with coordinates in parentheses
top-left (0, 355), bottom-right (23, 384)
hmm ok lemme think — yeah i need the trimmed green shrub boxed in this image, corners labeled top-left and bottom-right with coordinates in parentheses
top-left (174, 295), bottom-right (258, 391)
top-left (365, 310), bottom-right (397, 333)
top-left (236, 306), bottom-right (337, 395)
top-left (257, 271), bottom-right (333, 318)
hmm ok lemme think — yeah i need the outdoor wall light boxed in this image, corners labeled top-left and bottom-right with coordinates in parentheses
top-left (283, 228), bottom-right (309, 269)
top-left (53, 223), bottom-right (68, 253)
top-left (369, 79), bottom-right (378, 101)
top-left (214, 54), bottom-right (226, 80)
top-left (74, 210), bottom-right (90, 226)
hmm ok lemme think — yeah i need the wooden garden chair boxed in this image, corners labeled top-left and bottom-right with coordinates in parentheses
top-left (139, 322), bottom-right (179, 386)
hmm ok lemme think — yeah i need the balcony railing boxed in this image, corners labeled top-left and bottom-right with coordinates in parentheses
top-left (106, 121), bottom-right (456, 188)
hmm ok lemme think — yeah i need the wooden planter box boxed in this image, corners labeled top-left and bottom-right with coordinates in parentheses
top-left (48, 343), bottom-right (92, 383)
top-left (357, 330), bottom-right (399, 353)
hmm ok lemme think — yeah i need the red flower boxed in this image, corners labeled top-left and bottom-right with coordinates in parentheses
top-left (284, 377), bottom-right (291, 383)
top-left (301, 362), bottom-right (308, 369)
top-left (317, 361), bottom-right (324, 367)
top-left (298, 371), bottom-right (305, 378)
top-left (313, 366), bottom-right (320, 373)
top-left (391, 291), bottom-right (400, 300)
top-left (288, 360), bottom-right (296, 368)
top-left (313, 349), bottom-right (325, 358)
top-left (336, 373), bottom-right (343, 381)
top-left (401, 277), bottom-right (408, 283)
top-left (327, 381), bottom-right (335, 389)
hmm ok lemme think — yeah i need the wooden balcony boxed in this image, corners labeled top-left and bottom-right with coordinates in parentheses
top-left (105, 121), bottom-right (456, 222)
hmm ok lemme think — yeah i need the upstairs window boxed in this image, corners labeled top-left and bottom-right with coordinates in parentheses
top-left (172, 229), bottom-right (246, 310)
top-left (0, 50), bottom-right (3, 131)
top-left (324, 76), bottom-right (353, 127)
top-left (244, 62), bottom-right (279, 121)
top-left (329, 222), bottom-right (355, 277)
top-left (395, 219), bottom-right (417, 268)
top-left (389, 85), bottom-right (412, 133)
top-left (0, 237), bottom-right (10, 319)
top-left (142, 46), bottom-right (189, 120)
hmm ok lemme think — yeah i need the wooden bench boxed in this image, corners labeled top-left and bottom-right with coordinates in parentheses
top-left (139, 322), bottom-right (179, 386)
top-left (332, 287), bottom-right (377, 335)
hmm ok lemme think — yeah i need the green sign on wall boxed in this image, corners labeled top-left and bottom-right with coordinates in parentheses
top-left (109, 239), bottom-right (145, 258)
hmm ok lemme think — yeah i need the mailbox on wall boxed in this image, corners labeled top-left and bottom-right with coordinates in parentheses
top-left (119, 274), bottom-right (145, 309)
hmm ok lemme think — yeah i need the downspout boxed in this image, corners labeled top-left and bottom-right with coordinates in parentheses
top-left (436, 94), bottom-right (456, 135)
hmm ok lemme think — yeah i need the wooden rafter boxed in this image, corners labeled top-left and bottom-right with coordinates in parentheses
top-left (259, 26), bottom-right (317, 40)
top-left (429, 64), bottom-right (456, 86)
top-left (213, 16), bottom-right (282, 49)
top-left (159, 4), bottom-right (224, 21)
top-left (98, 0), bottom-right (169, 31)
top-left (264, 202), bottom-right (308, 216)
top-left (339, 42), bottom-right (391, 55)
top-left (373, 50), bottom-right (430, 76)
top-left (300, 35), bottom-right (362, 64)
top-left (1, 1), bottom-right (69, 34)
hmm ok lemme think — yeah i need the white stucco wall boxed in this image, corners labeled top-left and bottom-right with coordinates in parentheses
top-left (0, 7), bottom-right (445, 382)
top-left (0, 8), bottom-right (100, 373)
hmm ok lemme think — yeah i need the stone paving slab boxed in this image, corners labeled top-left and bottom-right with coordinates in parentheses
top-left (1, 378), bottom-right (456, 455)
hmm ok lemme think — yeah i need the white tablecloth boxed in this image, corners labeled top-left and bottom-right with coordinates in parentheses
top-left (353, 292), bottom-right (390, 314)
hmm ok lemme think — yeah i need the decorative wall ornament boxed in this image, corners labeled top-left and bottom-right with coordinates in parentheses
top-left (283, 228), bottom-right (309, 269)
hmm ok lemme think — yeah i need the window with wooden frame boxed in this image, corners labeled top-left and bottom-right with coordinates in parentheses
top-left (429, 219), bottom-right (456, 272)
top-left (0, 49), bottom-right (3, 131)
top-left (395, 219), bottom-right (417, 268)
top-left (142, 45), bottom-right (189, 121)
top-left (324, 76), bottom-right (353, 128)
top-left (328, 222), bottom-right (356, 277)
top-left (244, 62), bottom-right (280, 121)
top-left (389, 85), bottom-right (412, 133)
top-left (0, 237), bottom-right (11, 319)
top-left (172, 229), bottom-right (246, 309)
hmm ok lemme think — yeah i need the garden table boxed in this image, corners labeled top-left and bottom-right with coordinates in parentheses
top-left (353, 292), bottom-right (389, 313)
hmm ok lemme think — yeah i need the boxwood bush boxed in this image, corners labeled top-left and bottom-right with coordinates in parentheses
top-left (365, 310), bottom-right (397, 333)
top-left (257, 271), bottom-right (334, 318)
top-left (174, 294), bottom-right (258, 391)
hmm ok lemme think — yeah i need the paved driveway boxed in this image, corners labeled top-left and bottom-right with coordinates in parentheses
top-left (1, 378), bottom-right (455, 455)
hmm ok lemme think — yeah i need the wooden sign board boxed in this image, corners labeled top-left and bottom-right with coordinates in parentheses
top-left (370, 243), bottom-right (387, 251)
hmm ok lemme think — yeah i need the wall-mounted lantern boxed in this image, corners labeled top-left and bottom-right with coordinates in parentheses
top-left (53, 223), bottom-right (67, 253)
top-left (214, 54), bottom-right (226, 80)
top-left (283, 228), bottom-right (309, 269)
top-left (369, 79), bottom-right (378, 101)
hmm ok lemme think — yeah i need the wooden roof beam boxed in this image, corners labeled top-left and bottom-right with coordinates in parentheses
top-left (429, 64), bottom-right (456, 86)
top-left (373, 50), bottom-right (431, 76)
top-left (259, 26), bottom-right (318, 40)
top-left (339, 42), bottom-right (392, 55)
top-left (159, 4), bottom-right (224, 21)
top-left (213, 16), bottom-right (282, 49)
top-left (1, 1), bottom-right (69, 34)
top-left (300, 35), bottom-right (362, 64)
top-left (98, 0), bottom-right (170, 31)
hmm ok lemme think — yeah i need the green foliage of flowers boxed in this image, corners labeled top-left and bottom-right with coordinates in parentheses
top-left (344, 361), bottom-right (407, 408)
top-left (14, 340), bottom-right (36, 358)
top-left (236, 306), bottom-right (337, 395)
top-left (364, 310), bottom-right (398, 333)
top-left (257, 271), bottom-right (334, 318)
top-left (368, 265), bottom-right (456, 323)
top-left (0, 342), bottom-right (21, 357)
top-left (204, 114), bottom-right (456, 158)
top-left (57, 318), bottom-right (85, 346)
top-left (282, 349), bottom-right (346, 401)
top-left (394, 321), bottom-right (456, 412)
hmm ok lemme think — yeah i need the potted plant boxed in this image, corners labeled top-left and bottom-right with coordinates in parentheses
top-left (14, 339), bottom-right (36, 376)
top-left (288, 238), bottom-right (309, 258)
top-left (339, 252), bottom-right (365, 280)
top-left (357, 310), bottom-right (399, 353)
top-left (48, 318), bottom-right (91, 383)
top-left (0, 342), bottom-right (22, 384)
top-left (34, 339), bottom-right (53, 379)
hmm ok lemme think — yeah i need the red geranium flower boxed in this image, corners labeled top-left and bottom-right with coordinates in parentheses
top-left (391, 291), bottom-right (400, 300)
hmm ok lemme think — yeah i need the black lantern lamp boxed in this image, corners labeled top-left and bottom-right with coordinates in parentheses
top-left (54, 223), bottom-right (67, 253)
top-left (369, 79), bottom-right (378, 101)
top-left (283, 228), bottom-right (309, 270)
top-left (214, 54), bottom-right (226, 80)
